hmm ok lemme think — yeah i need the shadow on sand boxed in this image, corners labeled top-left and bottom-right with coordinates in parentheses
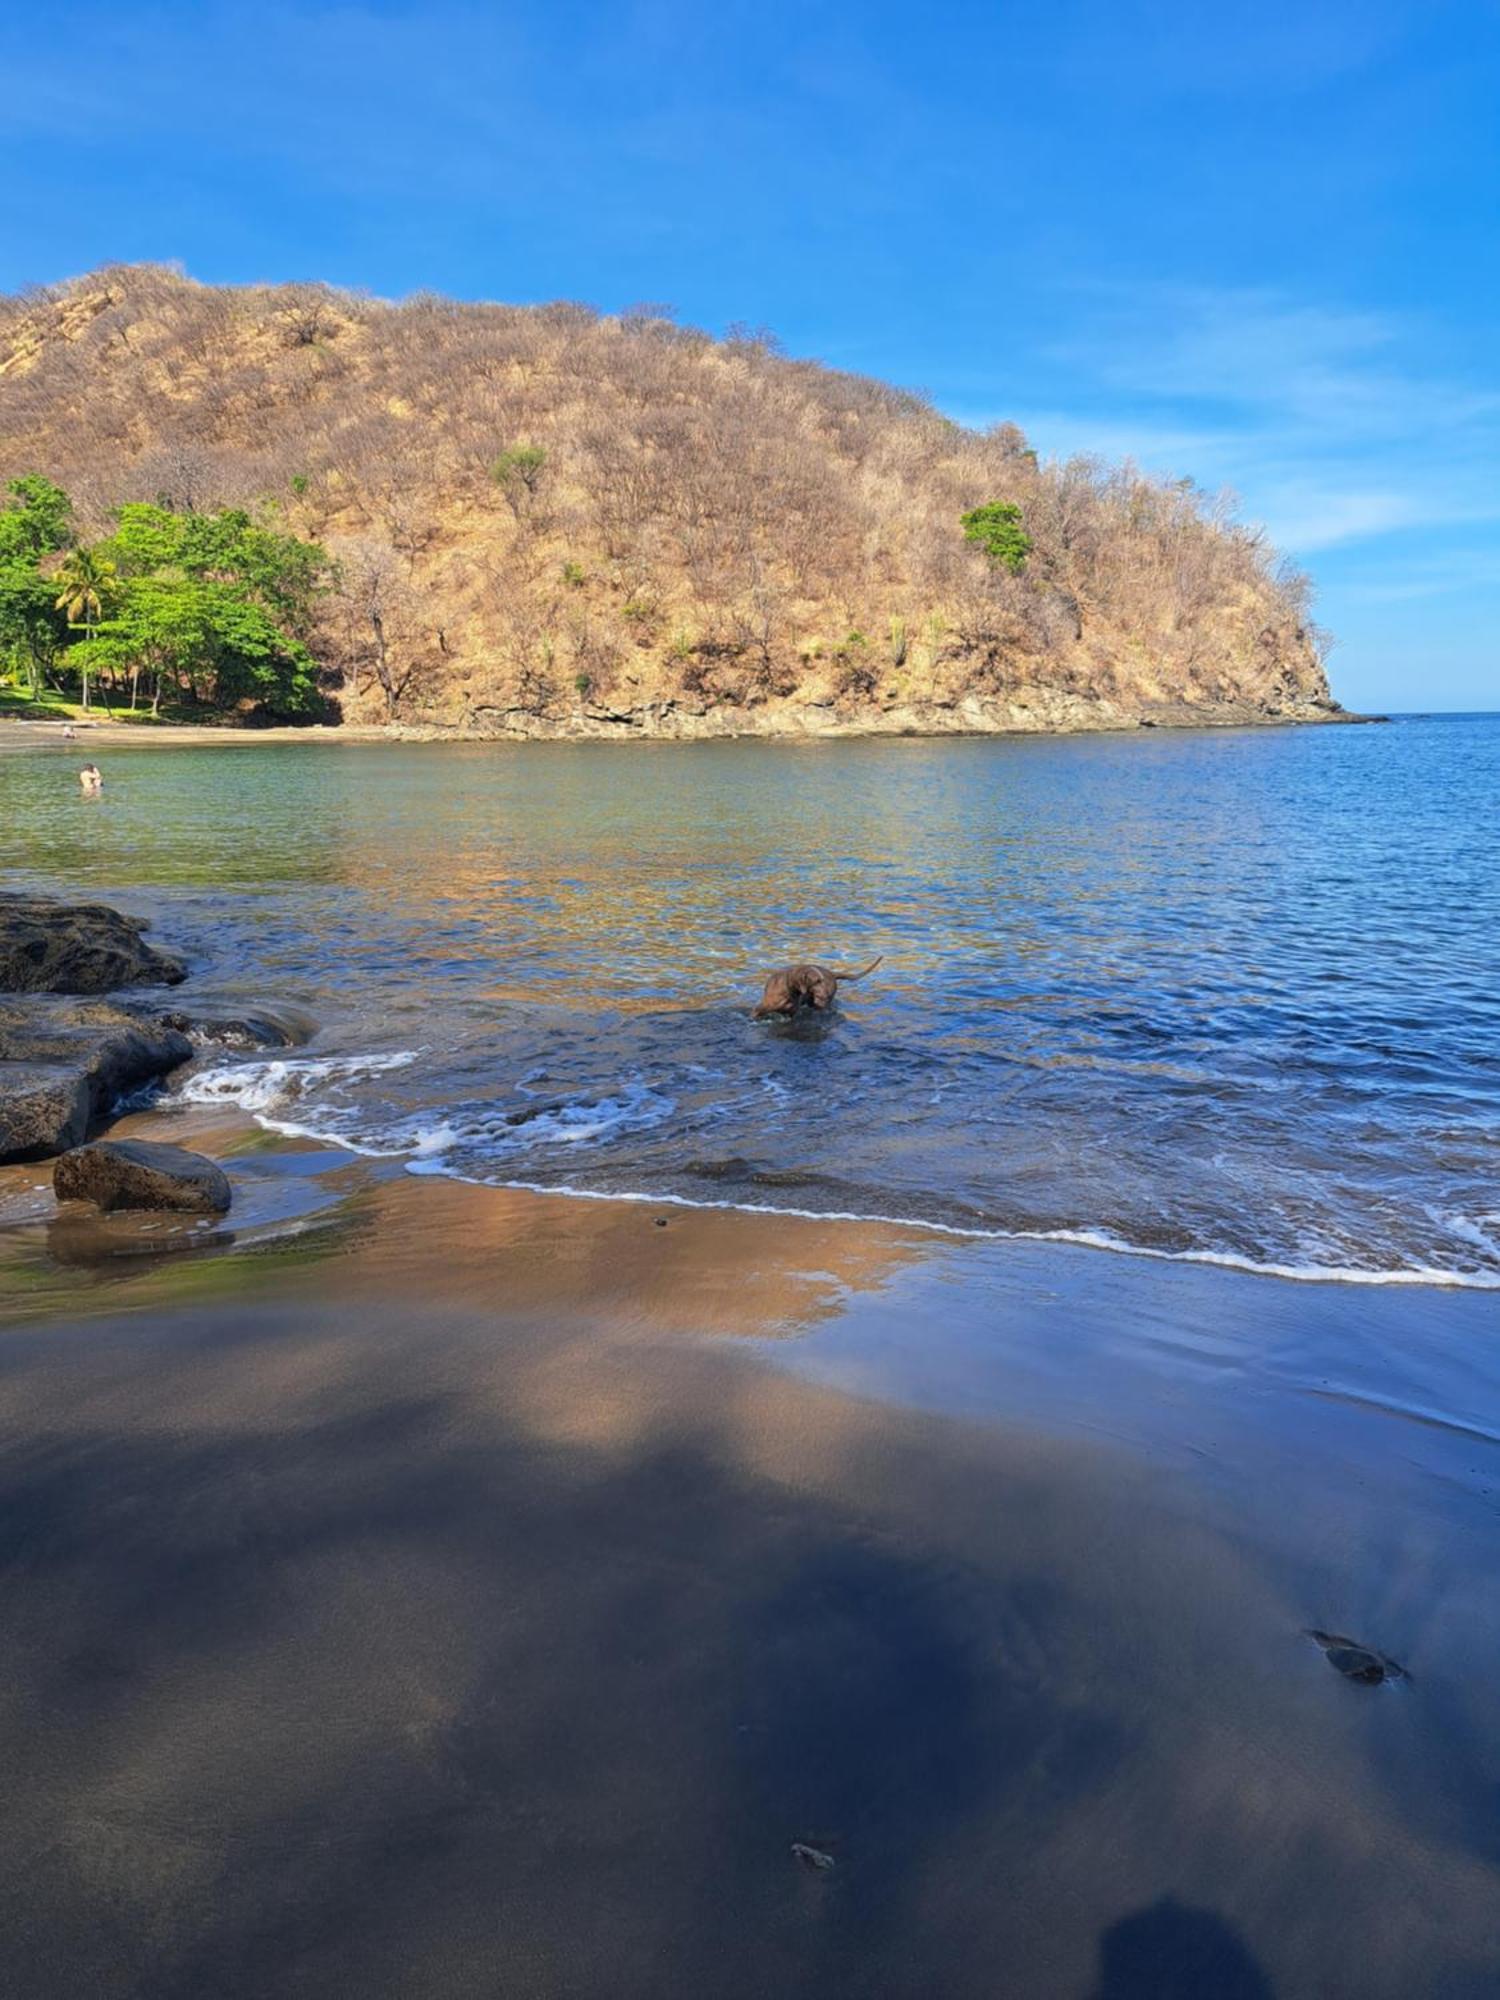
top-left (0, 1251), bottom-right (1496, 1998)
top-left (1091, 1898), bottom-right (1274, 1998)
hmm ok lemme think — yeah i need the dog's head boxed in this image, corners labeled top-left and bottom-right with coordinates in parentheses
top-left (754, 963), bottom-right (836, 1017)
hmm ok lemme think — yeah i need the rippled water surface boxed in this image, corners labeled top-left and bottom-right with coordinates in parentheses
top-left (5, 717), bottom-right (1498, 1283)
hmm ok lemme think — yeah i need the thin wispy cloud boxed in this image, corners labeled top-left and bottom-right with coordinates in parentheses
top-left (1057, 288), bottom-right (1499, 437)
top-left (989, 285), bottom-right (1500, 564)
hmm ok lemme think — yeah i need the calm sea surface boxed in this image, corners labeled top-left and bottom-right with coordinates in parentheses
top-left (4, 715), bottom-right (1498, 1284)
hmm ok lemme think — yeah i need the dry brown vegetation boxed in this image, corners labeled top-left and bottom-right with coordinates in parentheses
top-left (0, 265), bottom-right (1337, 734)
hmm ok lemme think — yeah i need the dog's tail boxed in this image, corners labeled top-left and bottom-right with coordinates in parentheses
top-left (834, 955), bottom-right (883, 982)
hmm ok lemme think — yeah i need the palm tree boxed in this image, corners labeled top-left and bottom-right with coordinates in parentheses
top-left (54, 549), bottom-right (118, 712)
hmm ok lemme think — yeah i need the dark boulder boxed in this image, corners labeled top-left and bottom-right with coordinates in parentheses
top-left (145, 1003), bottom-right (311, 1050)
top-left (0, 1062), bottom-right (93, 1160)
top-left (0, 998), bottom-right (193, 1161)
top-left (0, 892), bottom-right (186, 994)
top-left (54, 1139), bottom-right (232, 1215)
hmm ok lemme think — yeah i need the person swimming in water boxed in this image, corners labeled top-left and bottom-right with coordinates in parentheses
top-left (78, 763), bottom-right (103, 793)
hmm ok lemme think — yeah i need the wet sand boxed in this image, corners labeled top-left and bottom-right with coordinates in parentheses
top-left (0, 717), bottom-right (393, 749)
top-left (1, 1123), bottom-right (1498, 1997)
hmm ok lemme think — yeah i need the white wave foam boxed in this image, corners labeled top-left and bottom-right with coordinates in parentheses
top-left (386, 1082), bottom-right (676, 1161)
top-left (1426, 1207), bottom-right (1500, 1260)
top-left (181, 1055), bottom-right (676, 1168)
top-left (184, 1049), bottom-right (417, 1110)
top-left (408, 1121), bottom-right (460, 1158)
top-left (1026, 1225), bottom-right (1500, 1289)
top-left (510, 1084), bottom-right (675, 1147)
top-left (181, 1051), bottom-right (421, 1149)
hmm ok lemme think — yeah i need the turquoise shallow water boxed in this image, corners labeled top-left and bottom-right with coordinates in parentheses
top-left (4, 715), bottom-right (1498, 1283)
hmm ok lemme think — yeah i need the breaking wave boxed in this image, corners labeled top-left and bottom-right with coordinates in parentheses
top-left (178, 1049), bottom-right (1500, 1290)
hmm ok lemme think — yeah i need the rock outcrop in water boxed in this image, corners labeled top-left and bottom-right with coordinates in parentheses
top-left (0, 892), bottom-right (186, 995)
top-left (0, 896), bottom-right (304, 1169)
top-left (0, 896), bottom-right (198, 1162)
top-left (0, 266), bottom-right (1343, 737)
top-left (0, 995), bottom-right (193, 1160)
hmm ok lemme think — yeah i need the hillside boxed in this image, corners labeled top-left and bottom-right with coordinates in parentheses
top-left (0, 265), bottom-right (1341, 736)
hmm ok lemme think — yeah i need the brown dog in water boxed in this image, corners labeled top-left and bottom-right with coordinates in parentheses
top-left (752, 956), bottom-right (883, 1019)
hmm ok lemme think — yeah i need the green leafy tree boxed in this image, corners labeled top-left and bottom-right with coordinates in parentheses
top-left (62, 631), bottom-right (143, 710)
top-left (0, 480), bottom-right (73, 698)
top-left (0, 476), bottom-right (73, 562)
top-left (2, 478), bottom-right (330, 723)
top-left (53, 548), bottom-right (120, 709)
top-left (960, 501), bottom-right (1033, 575)
top-left (180, 509), bottom-right (326, 634)
top-left (104, 503), bottom-right (327, 637)
top-left (0, 563), bottom-right (69, 696)
top-left (103, 503), bottom-right (184, 577)
top-left (490, 443), bottom-right (547, 513)
top-left (198, 587), bottom-right (319, 715)
top-left (90, 575), bottom-right (321, 718)
top-left (100, 577), bottom-right (215, 713)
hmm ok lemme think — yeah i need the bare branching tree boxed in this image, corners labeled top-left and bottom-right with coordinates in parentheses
top-left (328, 538), bottom-right (430, 720)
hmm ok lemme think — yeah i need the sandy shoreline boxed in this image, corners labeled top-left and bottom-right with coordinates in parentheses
top-left (0, 704), bottom-right (1369, 751)
top-left (0, 716), bottom-right (395, 748)
top-left (1, 1110), bottom-right (1497, 1996)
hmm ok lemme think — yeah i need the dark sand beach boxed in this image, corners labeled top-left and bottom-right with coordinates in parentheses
top-left (2, 1108), bottom-right (1498, 1998)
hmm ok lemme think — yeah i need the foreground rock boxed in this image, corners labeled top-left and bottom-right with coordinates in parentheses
top-left (54, 1139), bottom-right (232, 1215)
top-left (0, 1062), bottom-right (93, 1158)
top-left (0, 997), bottom-right (192, 1160)
top-left (0, 891), bottom-right (187, 994)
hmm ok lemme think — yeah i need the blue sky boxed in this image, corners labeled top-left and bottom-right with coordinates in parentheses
top-left (1, 1), bottom-right (1496, 711)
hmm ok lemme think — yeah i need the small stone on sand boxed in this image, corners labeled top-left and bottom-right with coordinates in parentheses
top-left (1307, 1629), bottom-right (1407, 1685)
top-left (791, 1842), bottom-right (836, 1872)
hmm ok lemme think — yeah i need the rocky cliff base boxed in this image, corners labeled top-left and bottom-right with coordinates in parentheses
top-left (409, 689), bottom-right (1352, 742)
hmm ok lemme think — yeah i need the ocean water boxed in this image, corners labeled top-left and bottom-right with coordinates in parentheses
top-left (4, 715), bottom-right (1498, 1285)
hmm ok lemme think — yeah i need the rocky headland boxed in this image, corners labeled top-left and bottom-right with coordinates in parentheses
top-left (1, 267), bottom-right (1344, 738)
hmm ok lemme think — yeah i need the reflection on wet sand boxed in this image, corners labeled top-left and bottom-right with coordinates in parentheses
top-left (331, 1174), bottom-right (933, 1344)
top-left (0, 1150), bottom-right (1498, 1996)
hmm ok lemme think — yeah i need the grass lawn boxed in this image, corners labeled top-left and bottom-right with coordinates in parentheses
top-left (0, 686), bottom-right (76, 721)
top-left (0, 684), bottom-right (196, 726)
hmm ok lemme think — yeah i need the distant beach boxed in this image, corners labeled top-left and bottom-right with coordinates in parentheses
top-left (0, 702), bottom-right (1369, 751)
top-left (1, 715), bottom-right (391, 748)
